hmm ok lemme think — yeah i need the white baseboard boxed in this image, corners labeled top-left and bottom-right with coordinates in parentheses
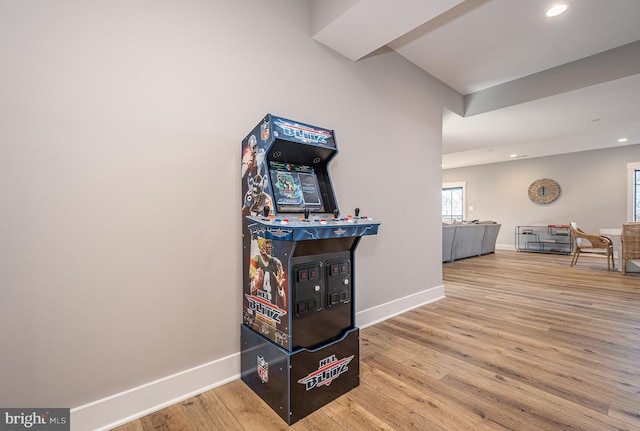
top-left (70, 354), bottom-right (240, 431)
top-left (356, 284), bottom-right (445, 328)
top-left (71, 285), bottom-right (445, 431)
top-left (495, 243), bottom-right (516, 250)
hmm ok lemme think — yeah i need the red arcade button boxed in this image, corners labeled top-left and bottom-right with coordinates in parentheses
top-left (297, 269), bottom-right (309, 282)
top-left (309, 267), bottom-right (319, 280)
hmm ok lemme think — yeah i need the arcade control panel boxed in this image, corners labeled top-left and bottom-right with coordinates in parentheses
top-left (246, 207), bottom-right (381, 242)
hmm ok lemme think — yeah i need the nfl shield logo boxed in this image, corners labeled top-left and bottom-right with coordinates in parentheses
top-left (257, 356), bottom-right (268, 383)
top-left (261, 120), bottom-right (270, 141)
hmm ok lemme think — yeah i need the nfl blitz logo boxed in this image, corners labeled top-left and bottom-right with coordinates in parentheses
top-left (257, 356), bottom-right (268, 383)
top-left (297, 354), bottom-right (354, 391)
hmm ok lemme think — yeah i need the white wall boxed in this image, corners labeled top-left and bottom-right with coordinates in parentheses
top-left (0, 0), bottom-right (458, 427)
top-left (443, 144), bottom-right (640, 248)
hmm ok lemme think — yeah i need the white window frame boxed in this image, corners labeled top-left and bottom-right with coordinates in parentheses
top-left (442, 181), bottom-right (466, 222)
top-left (627, 162), bottom-right (640, 221)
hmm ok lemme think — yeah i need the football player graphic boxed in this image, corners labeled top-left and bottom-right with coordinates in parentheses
top-left (242, 172), bottom-right (273, 217)
top-left (249, 237), bottom-right (287, 310)
top-left (241, 135), bottom-right (264, 179)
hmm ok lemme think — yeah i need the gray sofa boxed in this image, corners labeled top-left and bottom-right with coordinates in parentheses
top-left (443, 222), bottom-right (501, 263)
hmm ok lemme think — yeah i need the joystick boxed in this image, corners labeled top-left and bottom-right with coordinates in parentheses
top-left (304, 208), bottom-right (310, 221)
top-left (333, 209), bottom-right (339, 219)
top-left (263, 206), bottom-right (270, 219)
top-left (354, 208), bottom-right (360, 218)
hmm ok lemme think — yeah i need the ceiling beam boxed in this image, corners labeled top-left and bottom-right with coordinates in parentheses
top-left (311, 0), bottom-right (465, 61)
top-left (465, 41), bottom-right (640, 117)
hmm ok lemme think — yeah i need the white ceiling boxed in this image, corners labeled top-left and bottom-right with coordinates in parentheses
top-left (310, 0), bottom-right (640, 169)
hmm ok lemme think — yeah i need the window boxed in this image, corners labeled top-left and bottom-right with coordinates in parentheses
top-left (628, 163), bottom-right (640, 221)
top-left (629, 163), bottom-right (640, 221)
top-left (635, 170), bottom-right (640, 221)
top-left (442, 182), bottom-right (466, 222)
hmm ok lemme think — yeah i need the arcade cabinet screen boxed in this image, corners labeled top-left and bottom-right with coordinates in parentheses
top-left (269, 161), bottom-right (325, 213)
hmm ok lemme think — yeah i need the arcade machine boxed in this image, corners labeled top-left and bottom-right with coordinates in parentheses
top-left (240, 114), bottom-right (380, 424)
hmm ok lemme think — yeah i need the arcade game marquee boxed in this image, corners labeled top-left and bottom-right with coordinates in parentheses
top-left (240, 114), bottom-right (380, 424)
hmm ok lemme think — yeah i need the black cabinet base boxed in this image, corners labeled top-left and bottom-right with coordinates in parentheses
top-left (240, 324), bottom-right (359, 425)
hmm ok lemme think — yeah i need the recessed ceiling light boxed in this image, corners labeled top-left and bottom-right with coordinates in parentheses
top-left (510, 154), bottom-right (518, 158)
top-left (546, 3), bottom-right (569, 17)
top-left (618, 138), bottom-right (628, 142)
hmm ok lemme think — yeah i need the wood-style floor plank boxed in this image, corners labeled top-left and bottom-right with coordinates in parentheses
top-left (112, 250), bottom-right (640, 430)
top-left (139, 404), bottom-right (191, 431)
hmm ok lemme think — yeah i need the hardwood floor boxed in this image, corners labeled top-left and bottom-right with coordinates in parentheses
top-left (113, 250), bottom-right (640, 430)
